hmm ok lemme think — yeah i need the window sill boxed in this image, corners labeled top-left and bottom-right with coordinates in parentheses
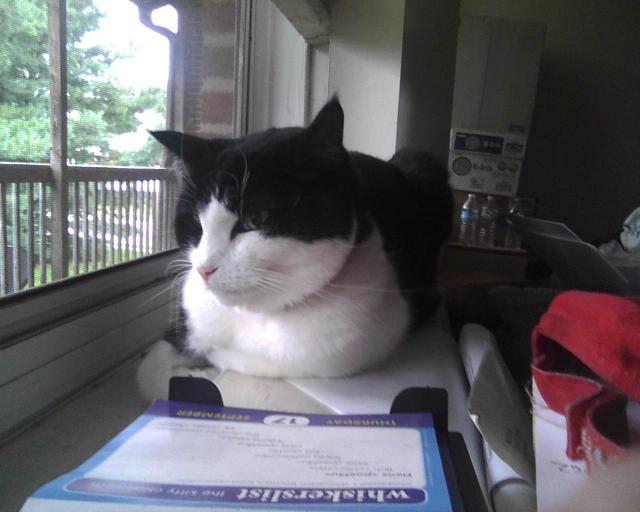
top-left (0, 356), bottom-right (149, 512)
top-left (0, 250), bottom-right (180, 348)
top-left (0, 250), bottom-right (180, 440)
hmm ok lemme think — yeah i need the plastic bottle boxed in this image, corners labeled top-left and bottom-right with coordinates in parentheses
top-left (458, 193), bottom-right (479, 245)
top-left (504, 198), bottom-right (524, 249)
top-left (478, 195), bottom-right (498, 246)
top-left (495, 204), bottom-right (509, 247)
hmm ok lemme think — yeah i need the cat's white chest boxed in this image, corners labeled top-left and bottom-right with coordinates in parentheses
top-left (181, 229), bottom-right (411, 378)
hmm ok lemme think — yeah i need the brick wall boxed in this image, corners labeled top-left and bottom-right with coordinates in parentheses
top-left (180, 0), bottom-right (236, 139)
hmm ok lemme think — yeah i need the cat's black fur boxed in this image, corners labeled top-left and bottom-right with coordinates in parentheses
top-left (153, 99), bottom-right (453, 350)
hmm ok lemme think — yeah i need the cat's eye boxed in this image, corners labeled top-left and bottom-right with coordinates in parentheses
top-left (244, 210), bottom-right (269, 229)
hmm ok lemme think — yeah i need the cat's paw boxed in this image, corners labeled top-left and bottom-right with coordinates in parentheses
top-left (136, 340), bottom-right (217, 402)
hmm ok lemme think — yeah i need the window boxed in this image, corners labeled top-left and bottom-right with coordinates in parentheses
top-left (0, 0), bottom-right (243, 438)
top-left (0, 0), bottom-right (182, 297)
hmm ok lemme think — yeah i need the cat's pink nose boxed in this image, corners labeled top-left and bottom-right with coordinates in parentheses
top-left (197, 266), bottom-right (217, 281)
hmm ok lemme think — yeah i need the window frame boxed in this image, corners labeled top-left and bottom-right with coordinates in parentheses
top-left (0, 249), bottom-right (179, 349)
top-left (246, 0), bottom-right (331, 132)
top-left (0, 0), bottom-right (181, 297)
top-left (0, 0), bottom-right (251, 440)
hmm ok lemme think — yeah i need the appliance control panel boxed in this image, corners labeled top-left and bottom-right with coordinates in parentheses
top-left (448, 128), bottom-right (526, 197)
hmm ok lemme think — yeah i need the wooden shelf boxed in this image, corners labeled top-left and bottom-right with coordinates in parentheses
top-left (441, 242), bottom-right (529, 286)
top-left (447, 242), bottom-right (527, 257)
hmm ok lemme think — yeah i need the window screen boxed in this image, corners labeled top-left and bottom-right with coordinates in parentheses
top-left (0, 0), bottom-right (238, 298)
top-left (0, 0), bottom-right (177, 296)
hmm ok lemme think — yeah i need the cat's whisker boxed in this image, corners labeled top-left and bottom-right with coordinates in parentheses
top-left (255, 270), bottom-right (346, 302)
top-left (256, 267), bottom-right (390, 296)
top-left (254, 281), bottom-right (284, 295)
top-left (166, 258), bottom-right (191, 269)
top-left (254, 275), bottom-right (327, 303)
top-left (329, 237), bottom-right (359, 249)
top-left (261, 269), bottom-right (418, 324)
top-left (167, 265), bottom-right (191, 271)
top-left (255, 275), bottom-right (318, 312)
top-left (325, 282), bottom-right (433, 294)
top-left (166, 261), bottom-right (191, 269)
top-left (173, 143), bottom-right (197, 191)
top-left (166, 264), bottom-right (192, 278)
top-left (139, 283), bottom-right (176, 308)
top-left (160, 257), bottom-right (192, 324)
top-left (255, 276), bottom-right (290, 294)
top-left (265, 273), bottom-right (345, 301)
top-left (176, 169), bottom-right (197, 199)
top-left (234, 144), bottom-right (251, 221)
top-left (217, 170), bottom-right (241, 198)
top-left (259, 267), bottom-right (433, 295)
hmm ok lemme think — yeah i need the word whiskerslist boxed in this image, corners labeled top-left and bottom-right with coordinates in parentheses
top-left (235, 487), bottom-right (425, 504)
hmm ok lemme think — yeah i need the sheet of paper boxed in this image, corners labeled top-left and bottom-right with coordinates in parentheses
top-left (459, 324), bottom-right (536, 511)
top-left (87, 417), bottom-right (426, 488)
top-left (25, 402), bottom-right (454, 512)
top-left (459, 324), bottom-right (535, 485)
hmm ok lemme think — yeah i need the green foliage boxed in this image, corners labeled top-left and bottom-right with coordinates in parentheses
top-left (112, 135), bottom-right (164, 167)
top-left (0, 103), bottom-right (50, 161)
top-left (0, 0), bottom-right (166, 165)
top-left (0, 1), bottom-right (49, 107)
top-left (0, 0), bottom-right (167, 294)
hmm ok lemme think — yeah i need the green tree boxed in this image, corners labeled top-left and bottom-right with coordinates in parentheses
top-left (0, 0), bottom-right (166, 165)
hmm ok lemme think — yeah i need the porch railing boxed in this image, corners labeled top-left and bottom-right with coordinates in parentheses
top-left (0, 165), bottom-right (179, 297)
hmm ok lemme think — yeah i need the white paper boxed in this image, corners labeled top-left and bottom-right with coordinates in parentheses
top-left (88, 418), bottom-right (426, 489)
top-left (532, 396), bottom-right (587, 512)
top-left (459, 324), bottom-right (535, 484)
top-left (459, 324), bottom-right (537, 512)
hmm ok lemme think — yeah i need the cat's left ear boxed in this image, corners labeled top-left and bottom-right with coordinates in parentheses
top-left (150, 130), bottom-right (204, 159)
top-left (307, 97), bottom-right (344, 148)
top-left (150, 130), bottom-right (233, 165)
top-left (150, 130), bottom-right (217, 165)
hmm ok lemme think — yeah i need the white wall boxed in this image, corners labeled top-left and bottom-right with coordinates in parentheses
top-left (248, 0), bottom-right (307, 132)
top-left (307, 43), bottom-right (330, 123)
top-left (328, 0), bottom-right (406, 159)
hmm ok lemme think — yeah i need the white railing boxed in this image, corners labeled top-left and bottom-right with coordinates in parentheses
top-left (0, 165), bottom-right (179, 296)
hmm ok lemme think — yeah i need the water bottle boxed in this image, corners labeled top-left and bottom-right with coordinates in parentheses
top-left (458, 193), bottom-right (479, 245)
top-left (504, 198), bottom-right (524, 249)
top-left (478, 195), bottom-right (498, 246)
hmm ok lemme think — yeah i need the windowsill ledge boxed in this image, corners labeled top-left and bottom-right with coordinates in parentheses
top-left (0, 356), bottom-right (150, 512)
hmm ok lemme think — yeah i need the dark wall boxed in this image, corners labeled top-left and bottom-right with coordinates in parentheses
top-left (396, 0), bottom-right (460, 165)
top-left (461, 0), bottom-right (640, 241)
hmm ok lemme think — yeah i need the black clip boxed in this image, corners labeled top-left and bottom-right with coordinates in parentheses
top-left (169, 376), bottom-right (224, 406)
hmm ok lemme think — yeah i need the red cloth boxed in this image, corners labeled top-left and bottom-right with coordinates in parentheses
top-left (532, 291), bottom-right (640, 469)
top-left (533, 291), bottom-right (640, 403)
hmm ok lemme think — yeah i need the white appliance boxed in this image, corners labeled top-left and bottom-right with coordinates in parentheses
top-left (448, 17), bottom-right (546, 197)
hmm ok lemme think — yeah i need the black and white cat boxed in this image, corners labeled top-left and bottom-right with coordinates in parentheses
top-left (139, 99), bottom-right (452, 386)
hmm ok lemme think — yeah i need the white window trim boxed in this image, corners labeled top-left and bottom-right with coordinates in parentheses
top-left (246, 0), bottom-right (331, 132)
top-left (0, 251), bottom-right (179, 348)
top-left (0, 251), bottom-right (179, 439)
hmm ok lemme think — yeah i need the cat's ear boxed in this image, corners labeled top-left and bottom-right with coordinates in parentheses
top-left (307, 97), bottom-right (344, 148)
top-left (149, 130), bottom-right (211, 164)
